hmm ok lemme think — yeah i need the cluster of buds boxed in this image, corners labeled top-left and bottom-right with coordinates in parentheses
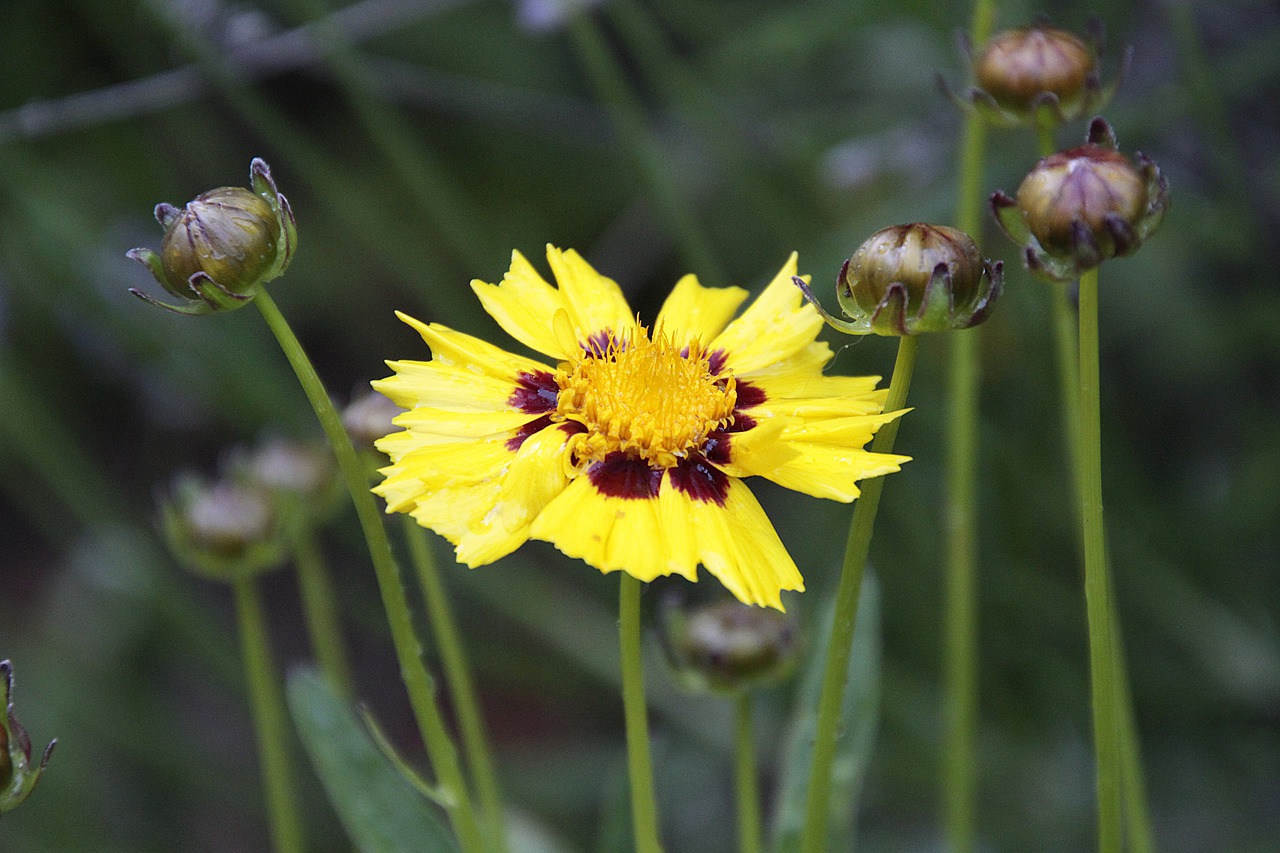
top-left (794, 223), bottom-right (1002, 336)
top-left (659, 597), bottom-right (799, 695)
top-left (128, 158), bottom-right (296, 315)
top-left (1, 661), bottom-right (55, 814)
top-left (944, 21), bottom-right (1128, 129)
top-left (992, 117), bottom-right (1169, 281)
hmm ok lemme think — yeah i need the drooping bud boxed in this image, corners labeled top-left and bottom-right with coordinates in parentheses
top-left (660, 598), bottom-right (799, 695)
top-left (1, 660), bottom-right (55, 814)
top-left (943, 21), bottom-right (1128, 129)
top-left (991, 117), bottom-right (1169, 281)
top-left (160, 473), bottom-right (285, 581)
top-left (128, 158), bottom-right (297, 315)
top-left (793, 223), bottom-right (1002, 336)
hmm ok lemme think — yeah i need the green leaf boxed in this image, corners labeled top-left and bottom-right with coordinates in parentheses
top-left (771, 571), bottom-right (882, 852)
top-left (287, 668), bottom-right (459, 853)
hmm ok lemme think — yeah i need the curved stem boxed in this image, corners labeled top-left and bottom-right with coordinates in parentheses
top-left (403, 517), bottom-right (507, 852)
top-left (800, 335), bottom-right (918, 853)
top-left (234, 577), bottom-right (305, 853)
top-left (290, 520), bottom-right (355, 699)
top-left (252, 290), bottom-right (484, 853)
top-left (734, 694), bottom-right (762, 853)
top-left (1077, 268), bottom-right (1122, 853)
top-left (620, 573), bottom-right (663, 853)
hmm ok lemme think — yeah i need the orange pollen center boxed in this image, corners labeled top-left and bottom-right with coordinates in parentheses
top-left (555, 329), bottom-right (737, 469)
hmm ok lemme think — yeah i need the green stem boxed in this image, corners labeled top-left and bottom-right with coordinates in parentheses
top-left (734, 694), bottom-right (762, 853)
top-left (403, 517), bottom-right (508, 852)
top-left (233, 577), bottom-right (305, 853)
top-left (289, 520), bottom-right (355, 699)
top-left (941, 0), bottom-right (993, 841)
top-left (800, 335), bottom-right (919, 853)
top-left (252, 290), bottom-right (484, 853)
top-left (620, 573), bottom-right (663, 853)
top-left (1077, 268), bottom-right (1122, 853)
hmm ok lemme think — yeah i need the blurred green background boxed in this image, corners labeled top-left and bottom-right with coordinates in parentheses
top-left (2, 0), bottom-right (1278, 850)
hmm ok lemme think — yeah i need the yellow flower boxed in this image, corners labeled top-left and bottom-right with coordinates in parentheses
top-left (373, 246), bottom-right (908, 610)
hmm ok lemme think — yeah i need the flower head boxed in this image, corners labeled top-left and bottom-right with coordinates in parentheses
top-left (794, 224), bottom-right (1002, 336)
top-left (659, 597), bottom-right (799, 694)
top-left (944, 21), bottom-right (1128, 129)
top-left (128, 158), bottom-right (297, 315)
top-left (160, 472), bottom-right (285, 581)
top-left (992, 117), bottom-right (1169, 280)
top-left (374, 247), bottom-right (909, 610)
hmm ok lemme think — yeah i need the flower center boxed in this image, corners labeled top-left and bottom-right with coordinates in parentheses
top-left (556, 329), bottom-right (737, 470)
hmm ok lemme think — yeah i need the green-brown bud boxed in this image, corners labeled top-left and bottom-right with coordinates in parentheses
top-left (160, 473), bottom-right (285, 582)
top-left (992, 117), bottom-right (1169, 281)
top-left (660, 598), bottom-right (798, 695)
top-left (2, 660), bottom-right (56, 814)
top-left (942, 21), bottom-right (1127, 130)
top-left (794, 223), bottom-right (1002, 336)
top-left (128, 158), bottom-right (297, 315)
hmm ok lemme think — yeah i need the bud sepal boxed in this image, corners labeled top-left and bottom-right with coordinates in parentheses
top-left (992, 117), bottom-right (1170, 281)
top-left (794, 223), bottom-right (1003, 336)
top-left (1, 660), bottom-right (55, 814)
top-left (128, 158), bottom-right (297, 315)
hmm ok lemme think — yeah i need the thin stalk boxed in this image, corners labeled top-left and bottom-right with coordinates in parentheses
top-left (252, 290), bottom-right (484, 853)
top-left (569, 14), bottom-right (725, 282)
top-left (1077, 268), bottom-right (1122, 853)
top-left (941, 3), bottom-right (994, 844)
top-left (289, 519), bottom-right (355, 699)
top-left (734, 694), bottom-right (763, 853)
top-left (233, 577), bottom-right (305, 853)
top-left (800, 335), bottom-right (919, 853)
top-left (403, 517), bottom-right (508, 852)
top-left (1113, 607), bottom-right (1154, 853)
top-left (620, 573), bottom-right (663, 853)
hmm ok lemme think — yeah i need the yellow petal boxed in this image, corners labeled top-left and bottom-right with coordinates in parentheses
top-left (751, 443), bottom-right (910, 502)
top-left (544, 246), bottom-right (638, 345)
top-left (655, 273), bottom-right (749, 341)
top-left (470, 250), bottom-right (569, 359)
top-left (710, 254), bottom-right (825, 374)
top-left (397, 312), bottom-right (550, 379)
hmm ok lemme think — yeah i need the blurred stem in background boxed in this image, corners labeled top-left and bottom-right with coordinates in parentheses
top-left (288, 519), bottom-right (356, 700)
top-left (403, 517), bottom-right (508, 853)
top-left (941, 1), bottom-right (994, 848)
top-left (252, 289), bottom-right (485, 853)
top-left (800, 335), bottom-right (918, 853)
top-left (234, 576), bottom-right (306, 853)
top-left (734, 694), bottom-right (763, 853)
top-left (619, 573), bottom-right (663, 853)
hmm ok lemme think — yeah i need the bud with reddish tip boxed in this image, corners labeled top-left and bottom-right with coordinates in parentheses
top-left (942, 21), bottom-right (1128, 130)
top-left (1, 660), bottom-right (55, 814)
top-left (128, 158), bottom-right (297, 315)
top-left (991, 117), bottom-right (1169, 281)
top-left (794, 223), bottom-right (1002, 336)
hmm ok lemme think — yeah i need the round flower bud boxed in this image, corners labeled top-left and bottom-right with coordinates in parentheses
top-left (245, 436), bottom-right (342, 527)
top-left (794, 224), bottom-right (1002, 336)
top-left (660, 598), bottom-right (798, 695)
top-left (992, 117), bottom-right (1169, 281)
top-left (127, 158), bottom-right (297, 315)
top-left (941, 21), bottom-right (1127, 129)
top-left (1, 660), bottom-right (55, 815)
top-left (161, 474), bottom-right (285, 581)
top-left (159, 188), bottom-right (280, 296)
top-left (975, 27), bottom-right (1094, 112)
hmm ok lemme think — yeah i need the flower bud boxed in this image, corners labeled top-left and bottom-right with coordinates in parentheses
top-left (245, 436), bottom-right (342, 527)
top-left (660, 598), bottom-right (798, 695)
top-left (944, 21), bottom-right (1127, 129)
top-left (794, 224), bottom-right (1002, 336)
top-left (1, 660), bottom-right (55, 814)
top-left (342, 390), bottom-right (406, 454)
top-left (128, 158), bottom-right (297, 315)
top-left (160, 473), bottom-right (285, 581)
top-left (992, 117), bottom-right (1169, 281)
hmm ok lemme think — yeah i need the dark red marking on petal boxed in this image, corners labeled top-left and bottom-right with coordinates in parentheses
top-left (669, 453), bottom-right (731, 506)
top-left (588, 453), bottom-right (662, 500)
top-left (584, 329), bottom-right (624, 358)
top-left (702, 429), bottom-right (732, 465)
top-left (707, 349), bottom-right (728, 375)
top-left (509, 370), bottom-right (560, 414)
top-left (725, 413), bottom-right (756, 434)
top-left (735, 380), bottom-right (766, 409)
top-left (506, 415), bottom-right (553, 452)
